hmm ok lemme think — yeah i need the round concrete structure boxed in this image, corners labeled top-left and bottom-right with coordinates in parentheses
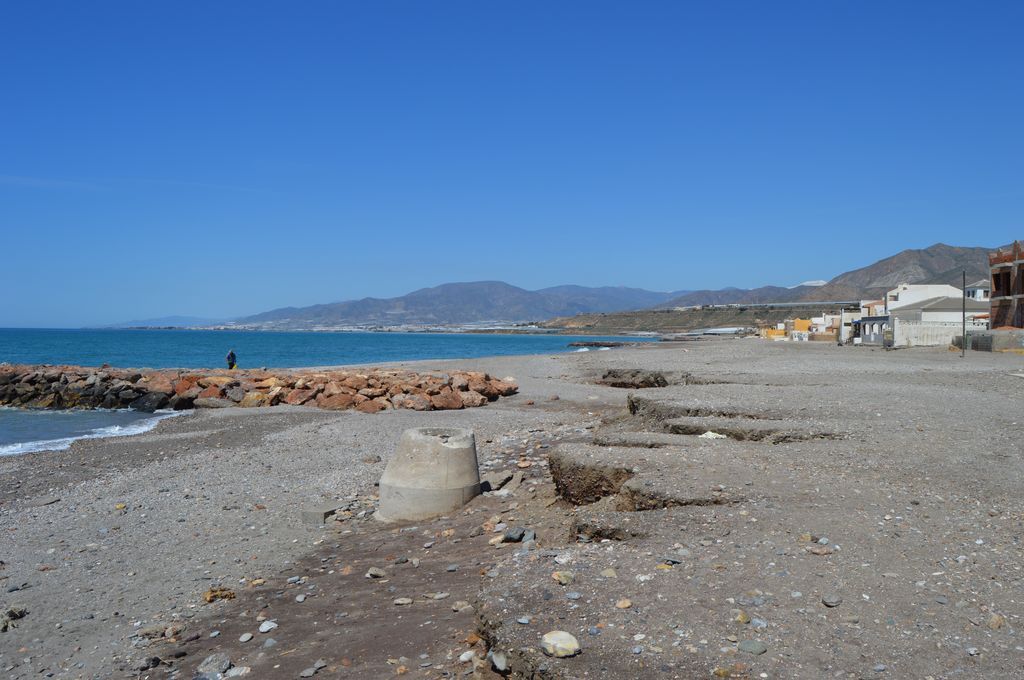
top-left (377, 427), bottom-right (481, 522)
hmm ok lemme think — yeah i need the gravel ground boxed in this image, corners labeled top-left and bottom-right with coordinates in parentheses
top-left (1, 340), bottom-right (1022, 679)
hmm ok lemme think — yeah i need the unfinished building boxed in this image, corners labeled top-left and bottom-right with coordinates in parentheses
top-left (990, 241), bottom-right (1024, 328)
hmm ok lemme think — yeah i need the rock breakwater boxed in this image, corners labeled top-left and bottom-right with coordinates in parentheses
top-left (0, 365), bottom-right (518, 413)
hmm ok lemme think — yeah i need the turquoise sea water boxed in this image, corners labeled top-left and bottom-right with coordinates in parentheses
top-left (0, 328), bottom-right (647, 454)
top-left (0, 328), bottom-right (642, 369)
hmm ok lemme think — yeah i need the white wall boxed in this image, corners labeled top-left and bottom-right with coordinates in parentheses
top-left (892, 319), bottom-right (988, 347)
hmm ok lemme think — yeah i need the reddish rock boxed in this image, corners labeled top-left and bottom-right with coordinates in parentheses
top-left (341, 375), bottom-right (369, 391)
top-left (490, 379), bottom-right (519, 397)
top-left (323, 381), bottom-right (356, 398)
top-left (173, 377), bottom-right (199, 396)
top-left (461, 390), bottom-right (488, 408)
top-left (319, 393), bottom-right (357, 410)
top-left (358, 386), bottom-right (387, 398)
top-left (143, 374), bottom-right (175, 394)
top-left (284, 388), bottom-right (317, 406)
top-left (469, 379), bottom-right (500, 400)
top-left (198, 376), bottom-right (236, 388)
top-left (198, 385), bottom-right (224, 399)
top-left (451, 374), bottom-right (470, 391)
top-left (239, 392), bottom-right (269, 408)
top-left (430, 386), bottom-right (464, 410)
top-left (355, 399), bottom-right (387, 414)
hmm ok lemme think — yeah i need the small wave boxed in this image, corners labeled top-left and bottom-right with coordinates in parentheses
top-left (0, 411), bottom-right (183, 456)
top-left (574, 347), bottom-right (591, 352)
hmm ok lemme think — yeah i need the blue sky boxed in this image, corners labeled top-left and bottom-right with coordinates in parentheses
top-left (3, 2), bottom-right (1022, 327)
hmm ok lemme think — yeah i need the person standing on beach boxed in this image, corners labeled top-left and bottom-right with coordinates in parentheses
top-left (226, 349), bottom-right (237, 370)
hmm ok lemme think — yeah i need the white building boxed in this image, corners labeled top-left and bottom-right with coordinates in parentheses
top-left (889, 296), bottom-right (990, 323)
top-left (886, 283), bottom-right (964, 312)
top-left (965, 279), bottom-right (991, 302)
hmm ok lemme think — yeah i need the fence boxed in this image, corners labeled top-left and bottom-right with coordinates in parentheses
top-left (892, 320), bottom-right (988, 348)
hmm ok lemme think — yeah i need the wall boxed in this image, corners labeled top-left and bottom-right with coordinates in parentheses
top-left (893, 320), bottom-right (988, 348)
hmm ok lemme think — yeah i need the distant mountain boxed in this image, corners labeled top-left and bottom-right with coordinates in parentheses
top-left (237, 282), bottom-right (687, 328)
top-left (802, 243), bottom-right (993, 302)
top-left (656, 243), bottom-right (995, 308)
top-left (106, 315), bottom-right (229, 328)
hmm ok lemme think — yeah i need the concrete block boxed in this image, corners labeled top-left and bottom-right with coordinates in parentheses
top-left (301, 502), bottom-right (346, 527)
top-left (377, 427), bottom-right (480, 522)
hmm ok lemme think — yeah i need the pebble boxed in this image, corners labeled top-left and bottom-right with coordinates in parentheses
top-left (394, 597), bottom-right (413, 606)
top-left (873, 664), bottom-right (887, 672)
top-left (822, 593), bottom-right (843, 608)
top-left (258, 621), bottom-right (277, 633)
top-left (540, 630), bottom-right (581, 657)
top-left (295, 594), bottom-right (306, 603)
top-left (209, 630), bottom-right (220, 638)
top-left (263, 638), bottom-right (277, 649)
top-left (552, 571), bottom-right (575, 586)
top-left (738, 639), bottom-right (767, 655)
top-left (600, 568), bottom-right (617, 578)
top-left (198, 653), bottom-right (232, 674)
top-left (566, 591), bottom-right (582, 600)
top-left (517, 616), bottom-right (532, 624)
top-left (446, 564), bottom-right (458, 572)
top-left (365, 567), bottom-right (386, 579)
top-left (459, 651), bottom-right (476, 663)
top-left (632, 646), bottom-right (644, 654)
top-left (238, 633), bottom-right (253, 643)
top-left (615, 598), bottom-right (632, 609)
top-left (750, 618), bottom-right (768, 629)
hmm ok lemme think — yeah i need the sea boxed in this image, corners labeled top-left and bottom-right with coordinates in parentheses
top-left (0, 328), bottom-right (646, 455)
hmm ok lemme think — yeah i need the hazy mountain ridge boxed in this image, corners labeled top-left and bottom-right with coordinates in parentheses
top-left (237, 282), bottom-right (689, 327)
top-left (177, 243), bottom-right (998, 329)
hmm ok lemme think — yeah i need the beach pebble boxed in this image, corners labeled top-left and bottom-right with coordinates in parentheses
top-left (238, 632), bottom-right (253, 643)
top-left (258, 621), bottom-right (277, 633)
top-left (540, 631), bottom-right (581, 657)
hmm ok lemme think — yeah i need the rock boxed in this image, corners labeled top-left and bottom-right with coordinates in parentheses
top-left (365, 567), bottom-right (386, 579)
top-left (258, 620), bottom-right (277, 633)
top-left (738, 640), bottom-right (767, 655)
top-left (284, 388), bottom-right (318, 405)
top-left (600, 369), bottom-right (668, 388)
top-left (430, 386), bottom-right (464, 410)
top-left (394, 597), bottom-right (413, 606)
top-left (239, 632), bottom-right (253, 642)
top-left (822, 593), bottom-right (843, 608)
top-left (198, 653), bottom-right (232, 674)
top-left (129, 392), bottom-right (170, 412)
top-left (615, 598), bottom-right (632, 609)
top-left (552, 571), bottom-right (575, 585)
top-left (238, 391), bottom-right (269, 408)
top-left (504, 527), bottom-right (527, 543)
top-left (600, 568), bottom-right (617, 578)
top-left (194, 397), bottom-right (234, 409)
top-left (461, 390), bottom-right (489, 408)
top-left (224, 386), bottom-right (245, 402)
top-left (355, 399), bottom-right (388, 413)
top-left (319, 392), bottom-right (357, 410)
top-left (540, 631), bottom-right (581, 657)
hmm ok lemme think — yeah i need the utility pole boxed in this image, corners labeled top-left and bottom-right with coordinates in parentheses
top-left (962, 270), bottom-right (966, 358)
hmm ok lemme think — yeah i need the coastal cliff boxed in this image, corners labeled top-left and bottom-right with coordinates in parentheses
top-left (0, 365), bottom-right (517, 413)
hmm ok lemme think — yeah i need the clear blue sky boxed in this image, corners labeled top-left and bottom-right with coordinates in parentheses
top-left (3, 2), bottom-right (1022, 327)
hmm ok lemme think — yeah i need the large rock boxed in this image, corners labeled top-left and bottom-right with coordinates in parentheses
top-left (319, 393), bottom-right (356, 410)
top-left (430, 386), bottom-right (464, 410)
top-left (284, 388), bottom-right (318, 405)
top-left (130, 392), bottom-right (170, 412)
top-left (461, 390), bottom-right (489, 408)
top-left (194, 397), bottom-right (234, 409)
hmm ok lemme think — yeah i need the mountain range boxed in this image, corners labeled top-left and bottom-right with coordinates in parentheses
top-left (237, 282), bottom-right (690, 328)
top-left (116, 243), bottom-right (997, 329)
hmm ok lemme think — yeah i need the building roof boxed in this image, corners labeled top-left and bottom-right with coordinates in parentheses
top-left (966, 279), bottom-right (991, 290)
top-left (891, 296), bottom-right (989, 313)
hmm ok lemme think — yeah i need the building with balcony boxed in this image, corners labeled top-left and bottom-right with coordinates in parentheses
top-left (990, 241), bottom-right (1023, 328)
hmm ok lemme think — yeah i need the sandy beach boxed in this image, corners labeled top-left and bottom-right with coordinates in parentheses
top-left (2, 340), bottom-right (1023, 679)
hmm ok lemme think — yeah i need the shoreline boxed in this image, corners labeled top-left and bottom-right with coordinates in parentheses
top-left (3, 342), bottom-right (1022, 677)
